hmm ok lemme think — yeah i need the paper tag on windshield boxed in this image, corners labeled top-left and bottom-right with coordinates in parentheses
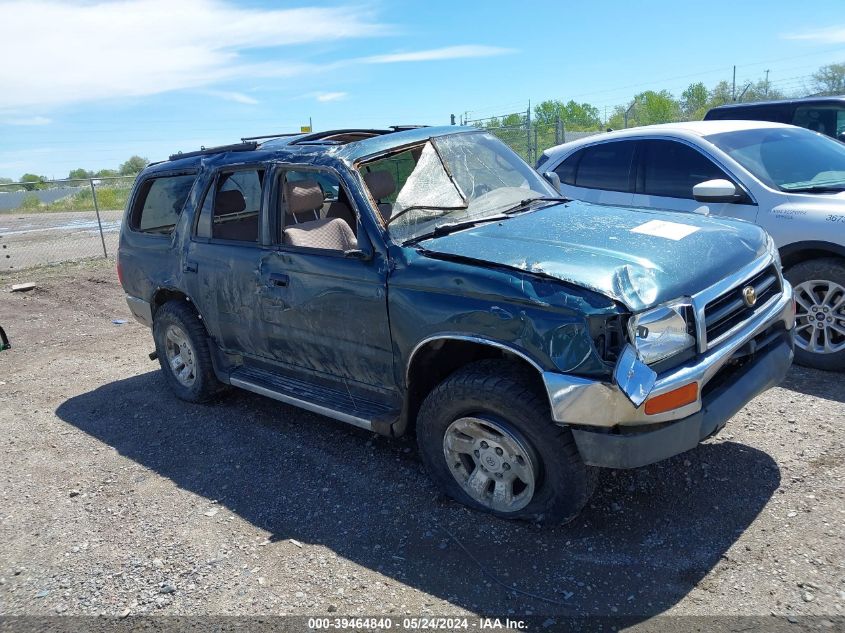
top-left (631, 219), bottom-right (700, 241)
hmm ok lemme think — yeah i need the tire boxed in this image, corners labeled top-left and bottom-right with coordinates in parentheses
top-left (152, 300), bottom-right (222, 402)
top-left (416, 359), bottom-right (597, 525)
top-left (784, 258), bottom-right (845, 372)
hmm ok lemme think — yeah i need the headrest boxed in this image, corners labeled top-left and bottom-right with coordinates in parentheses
top-left (215, 189), bottom-right (246, 214)
top-left (285, 179), bottom-right (323, 215)
top-left (364, 170), bottom-right (395, 200)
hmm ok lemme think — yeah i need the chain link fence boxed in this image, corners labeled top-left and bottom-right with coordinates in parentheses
top-left (466, 113), bottom-right (604, 166)
top-left (0, 176), bottom-right (135, 272)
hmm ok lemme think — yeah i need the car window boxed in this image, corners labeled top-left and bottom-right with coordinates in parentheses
top-left (553, 150), bottom-right (582, 185)
top-left (792, 105), bottom-right (845, 140)
top-left (210, 168), bottom-right (264, 242)
top-left (574, 141), bottom-right (636, 191)
top-left (279, 169), bottom-right (358, 252)
top-left (641, 140), bottom-right (728, 199)
top-left (707, 126), bottom-right (845, 191)
top-left (131, 174), bottom-right (196, 234)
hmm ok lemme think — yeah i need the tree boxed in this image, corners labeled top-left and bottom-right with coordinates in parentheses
top-left (811, 63), bottom-right (845, 96)
top-left (119, 156), bottom-right (149, 176)
top-left (681, 82), bottom-right (709, 119)
top-left (19, 173), bottom-right (47, 191)
top-left (533, 99), bottom-right (602, 131)
top-left (68, 168), bottom-right (93, 181)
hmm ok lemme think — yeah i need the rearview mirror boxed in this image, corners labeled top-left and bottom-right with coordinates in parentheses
top-left (543, 171), bottom-right (561, 192)
top-left (692, 179), bottom-right (739, 203)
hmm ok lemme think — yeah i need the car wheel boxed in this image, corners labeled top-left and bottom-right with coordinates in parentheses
top-left (152, 300), bottom-right (222, 402)
top-left (416, 359), bottom-right (597, 524)
top-left (785, 258), bottom-right (845, 372)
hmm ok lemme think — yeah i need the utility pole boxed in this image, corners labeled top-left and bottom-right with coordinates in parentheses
top-left (765, 69), bottom-right (770, 97)
top-left (732, 65), bottom-right (737, 101)
top-left (526, 101), bottom-right (532, 164)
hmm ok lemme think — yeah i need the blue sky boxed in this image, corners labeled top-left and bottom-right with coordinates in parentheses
top-left (2, 0), bottom-right (845, 179)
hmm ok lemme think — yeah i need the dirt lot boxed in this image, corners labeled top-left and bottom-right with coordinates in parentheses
top-left (0, 259), bottom-right (843, 622)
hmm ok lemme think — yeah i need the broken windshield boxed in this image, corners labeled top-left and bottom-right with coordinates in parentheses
top-left (359, 131), bottom-right (557, 243)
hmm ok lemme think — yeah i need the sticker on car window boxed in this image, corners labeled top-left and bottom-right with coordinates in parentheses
top-left (631, 220), bottom-right (700, 241)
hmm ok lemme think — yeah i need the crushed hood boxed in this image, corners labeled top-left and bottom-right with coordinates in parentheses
top-left (417, 201), bottom-right (768, 312)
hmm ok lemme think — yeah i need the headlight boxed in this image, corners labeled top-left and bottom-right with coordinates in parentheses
top-left (767, 234), bottom-right (782, 269)
top-left (628, 301), bottom-right (695, 364)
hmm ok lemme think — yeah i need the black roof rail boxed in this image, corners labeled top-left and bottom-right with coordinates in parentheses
top-left (168, 141), bottom-right (258, 161)
top-left (240, 132), bottom-right (300, 142)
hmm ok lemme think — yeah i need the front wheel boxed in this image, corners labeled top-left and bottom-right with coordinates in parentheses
top-left (416, 360), bottom-right (596, 524)
top-left (785, 258), bottom-right (845, 371)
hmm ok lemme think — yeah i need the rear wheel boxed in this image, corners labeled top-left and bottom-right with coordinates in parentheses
top-left (152, 300), bottom-right (222, 402)
top-left (416, 360), bottom-right (596, 524)
top-left (785, 258), bottom-right (845, 371)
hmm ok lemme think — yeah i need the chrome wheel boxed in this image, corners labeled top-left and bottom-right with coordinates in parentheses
top-left (793, 279), bottom-right (845, 355)
top-left (164, 324), bottom-right (197, 387)
top-left (443, 416), bottom-right (537, 513)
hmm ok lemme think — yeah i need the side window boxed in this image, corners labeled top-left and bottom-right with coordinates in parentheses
top-left (792, 106), bottom-right (842, 139)
top-left (130, 174), bottom-right (196, 234)
top-left (553, 150), bottom-right (582, 185)
top-left (574, 141), bottom-right (636, 191)
top-left (279, 169), bottom-right (358, 252)
top-left (210, 168), bottom-right (264, 242)
top-left (641, 140), bottom-right (728, 199)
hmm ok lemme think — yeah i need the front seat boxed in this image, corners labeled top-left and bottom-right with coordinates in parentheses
top-left (284, 178), bottom-right (323, 224)
top-left (364, 170), bottom-right (396, 221)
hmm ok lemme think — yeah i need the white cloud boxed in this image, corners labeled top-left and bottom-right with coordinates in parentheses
top-left (783, 26), bottom-right (845, 43)
top-left (205, 90), bottom-right (259, 105)
top-left (362, 45), bottom-right (514, 64)
top-left (0, 0), bottom-right (386, 109)
top-left (316, 92), bottom-right (348, 102)
top-left (3, 116), bottom-right (52, 126)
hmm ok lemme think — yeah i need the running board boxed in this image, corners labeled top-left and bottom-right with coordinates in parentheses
top-left (229, 366), bottom-right (396, 433)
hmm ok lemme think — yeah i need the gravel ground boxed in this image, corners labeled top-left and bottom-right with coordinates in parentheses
top-left (0, 259), bottom-right (843, 621)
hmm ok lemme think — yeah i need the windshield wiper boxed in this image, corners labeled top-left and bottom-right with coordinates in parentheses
top-left (781, 184), bottom-right (845, 193)
top-left (385, 204), bottom-right (467, 227)
top-left (502, 196), bottom-right (569, 214)
top-left (403, 214), bottom-right (509, 245)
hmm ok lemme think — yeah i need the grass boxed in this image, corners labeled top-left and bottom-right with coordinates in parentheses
top-left (5, 186), bottom-right (131, 214)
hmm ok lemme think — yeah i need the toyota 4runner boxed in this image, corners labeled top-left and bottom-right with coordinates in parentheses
top-left (118, 126), bottom-right (795, 524)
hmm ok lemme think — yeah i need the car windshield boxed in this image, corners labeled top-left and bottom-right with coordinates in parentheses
top-left (359, 131), bottom-right (557, 243)
top-left (706, 126), bottom-right (845, 192)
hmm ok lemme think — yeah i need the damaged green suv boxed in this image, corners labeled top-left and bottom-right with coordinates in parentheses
top-left (118, 126), bottom-right (795, 524)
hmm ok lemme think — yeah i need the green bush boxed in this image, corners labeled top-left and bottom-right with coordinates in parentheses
top-left (20, 193), bottom-right (42, 210)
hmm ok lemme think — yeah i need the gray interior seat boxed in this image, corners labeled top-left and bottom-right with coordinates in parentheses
top-left (212, 189), bottom-right (258, 241)
top-left (283, 217), bottom-right (357, 251)
top-left (284, 178), bottom-right (323, 224)
top-left (364, 170), bottom-right (396, 221)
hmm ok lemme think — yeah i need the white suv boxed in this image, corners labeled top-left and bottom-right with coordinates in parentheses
top-left (537, 120), bottom-right (845, 371)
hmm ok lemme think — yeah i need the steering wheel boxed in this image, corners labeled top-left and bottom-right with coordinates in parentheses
top-left (473, 183), bottom-right (492, 197)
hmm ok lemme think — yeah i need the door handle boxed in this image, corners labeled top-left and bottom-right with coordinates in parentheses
top-left (184, 260), bottom-right (198, 273)
top-left (269, 273), bottom-right (289, 287)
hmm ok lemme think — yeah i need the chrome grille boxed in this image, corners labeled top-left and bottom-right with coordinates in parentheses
top-left (704, 265), bottom-right (782, 347)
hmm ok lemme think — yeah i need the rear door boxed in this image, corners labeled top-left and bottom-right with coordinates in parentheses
top-left (183, 165), bottom-right (269, 357)
top-left (553, 140), bottom-right (637, 207)
top-left (630, 139), bottom-right (759, 223)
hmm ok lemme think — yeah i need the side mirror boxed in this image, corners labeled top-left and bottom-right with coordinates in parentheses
top-left (543, 171), bottom-right (561, 192)
top-left (692, 179), bottom-right (739, 204)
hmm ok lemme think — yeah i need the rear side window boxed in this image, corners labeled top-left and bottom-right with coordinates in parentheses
top-left (212, 169), bottom-right (264, 242)
top-left (574, 141), bottom-right (636, 191)
top-left (792, 105), bottom-right (845, 139)
top-left (641, 140), bottom-right (728, 199)
top-left (131, 174), bottom-right (196, 234)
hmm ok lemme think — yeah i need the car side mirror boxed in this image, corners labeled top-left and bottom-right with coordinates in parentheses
top-left (543, 171), bottom-right (561, 192)
top-left (692, 179), bottom-right (739, 203)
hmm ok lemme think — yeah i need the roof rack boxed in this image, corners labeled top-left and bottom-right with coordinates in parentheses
top-left (168, 141), bottom-right (258, 161)
top-left (240, 132), bottom-right (300, 142)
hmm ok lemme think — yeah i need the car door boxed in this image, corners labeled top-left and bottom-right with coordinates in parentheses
top-left (183, 165), bottom-right (269, 358)
top-left (553, 140), bottom-right (636, 207)
top-left (254, 164), bottom-right (395, 395)
top-left (629, 139), bottom-right (759, 224)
